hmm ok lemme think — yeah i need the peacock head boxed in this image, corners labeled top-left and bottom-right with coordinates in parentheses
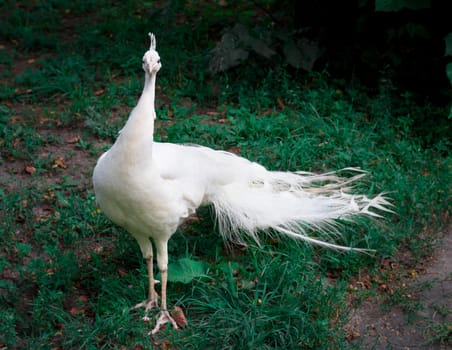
top-left (142, 32), bottom-right (161, 74)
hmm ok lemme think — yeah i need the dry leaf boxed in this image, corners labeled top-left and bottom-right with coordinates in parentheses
top-left (162, 340), bottom-right (172, 350)
top-left (38, 117), bottom-right (54, 125)
top-left (171, 306), bottom-right (188, 328)
top-left (53, 157), bottom-right (68, 169)
top-left (276, 98), bottom-right (286, 109)
top-left (16, 214), bottom-right (25, 223)
top-left (69, 306), bottom-right (81, 316)
top-left (25, 165), bottom-right (36, 174)
top-left (77, 295), bottom-right (89, 303)
top-left (117, 268), bottom-right (127, 277)
top-left (93, 246), bottom-right (104, 254)
top-left (66, 136), bottom-right (80, 144)
top-left (346, 329), bottom-right (361, 341)
top-left (227, 146), bottom-right (241, 155)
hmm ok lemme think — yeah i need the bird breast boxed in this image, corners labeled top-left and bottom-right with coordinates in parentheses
top-left (93, 150), bottom-right (186, 238)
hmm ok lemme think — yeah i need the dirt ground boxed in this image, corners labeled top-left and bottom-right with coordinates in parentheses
top-left (347, 227), bottom-right (451, 349)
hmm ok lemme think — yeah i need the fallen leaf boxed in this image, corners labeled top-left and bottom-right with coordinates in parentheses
top-left (227, 146), bottom-right (241, 155)
top-left (162, 340), bottom-right (172, 350)
top-left (93, 245), bottom-right (104, 254)
top-left (25, 165), bottom-right (36, 174)
top-left (77, 295), bottom-right (89, 303)
top-left (43, 188), bottom-right (55, 200)
top-left (171, 306), bottom-right (188, 328)
top-left (38, 117), bottom-right (54, 125)
top-left (276, 98), bottom-right (286, 109)
top-left (33, 204), bottom-right (56, 221)
top-left (378, 283), bottom-right (388, 291)
top-left (53, 157), bottom-right (67, 169)
top-left (16, 214), bottom-right (25, 223)
top-left (69, 306), bottom-right (81, 316)
top-left (117, 268), bottom-right (127, 277)
top-left (346, 329), bottom-right (361, 341)
top-left (66, 136), bottom-right (80, 144)
top-left (94, 89), bottom-right (106, 96)
top-left (152, 338), bottom-right (172, 349)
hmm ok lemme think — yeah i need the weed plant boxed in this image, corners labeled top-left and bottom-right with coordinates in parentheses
top-left (0, 1), bottom-right (450, 349)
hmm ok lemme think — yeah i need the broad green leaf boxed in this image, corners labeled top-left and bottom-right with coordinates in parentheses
top-left (445, 33), bottom-right (452, 56)
top-left (164, 258), bottom-right (208, 284)
top-left (375, 0), bottom-right (431, 12)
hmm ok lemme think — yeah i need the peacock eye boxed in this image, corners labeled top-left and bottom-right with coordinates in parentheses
top-left (157, 59), bottom-right (161, 64)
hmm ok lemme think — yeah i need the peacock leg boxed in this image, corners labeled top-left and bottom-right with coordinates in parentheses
top-left (132, 257), bottom-right (160, 312)
top-left (150, 240), bottom-right (178, 334)
top-left (132, 236), bottom-right (159, 312)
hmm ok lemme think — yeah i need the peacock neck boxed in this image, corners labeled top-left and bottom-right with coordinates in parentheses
top-left (125, 71), bottom-right (157, 135)
top-left (114, 71), bottom-right (157, 162)
top-left (140, 72), bottom-right (156, 108)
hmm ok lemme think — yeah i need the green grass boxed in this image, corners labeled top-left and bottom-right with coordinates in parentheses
top-left (1, 1), bottom-right (450, 349)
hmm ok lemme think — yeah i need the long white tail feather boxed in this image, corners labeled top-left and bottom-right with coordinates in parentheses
top-left (209, 168), bottom-right (393, 251)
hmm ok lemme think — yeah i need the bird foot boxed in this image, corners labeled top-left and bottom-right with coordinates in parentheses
top-left (150, 310), bottom-right (178, 335)
top-left (132, 297), bottom-right (159, 313)
top-left (131, 280), bottom-right (160, 313)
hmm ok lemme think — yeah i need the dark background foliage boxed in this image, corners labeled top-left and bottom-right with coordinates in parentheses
top-left (220, 1), bottom-right (450, 93)
top-left (206, 0), bottom-right (452, 145)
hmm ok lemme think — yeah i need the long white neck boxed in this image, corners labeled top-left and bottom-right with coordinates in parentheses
top-left (139, 71), bottom-right (157, 111)
top-left (113, 71), bottom-right (157, 162)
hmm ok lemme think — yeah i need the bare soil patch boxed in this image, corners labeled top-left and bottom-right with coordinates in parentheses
top-left (347, 226), bottom-right (451, 349)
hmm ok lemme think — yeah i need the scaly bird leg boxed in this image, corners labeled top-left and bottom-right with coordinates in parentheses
top-left (133, 257), bottom-right (160, 313)
top-left (151, 269), bottom-right (178, 334)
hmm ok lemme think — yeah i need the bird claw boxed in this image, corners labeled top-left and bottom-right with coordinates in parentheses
top-left (132, 297), bottom-right (159, 313)
top-left (150, 310), bottom-right (178, 335)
